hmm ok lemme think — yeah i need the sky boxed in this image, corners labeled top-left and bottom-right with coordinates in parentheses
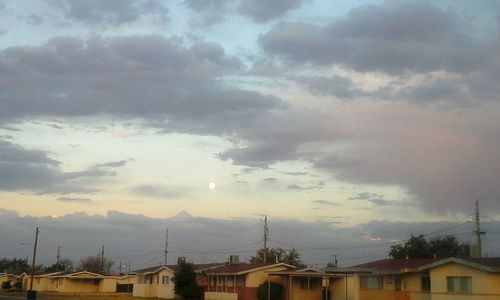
top-left (1, 0), bottom-right (500, 269)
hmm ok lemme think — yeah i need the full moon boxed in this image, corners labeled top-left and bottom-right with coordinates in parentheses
top-left (208, 182), bottom-right (216, 189)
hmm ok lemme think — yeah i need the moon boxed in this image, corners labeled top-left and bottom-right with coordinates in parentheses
top-left (208, 182), bottom-right (216, 189)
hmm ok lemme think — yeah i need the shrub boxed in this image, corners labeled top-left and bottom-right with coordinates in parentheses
top-left (1, 281), bottom-right (12, 290)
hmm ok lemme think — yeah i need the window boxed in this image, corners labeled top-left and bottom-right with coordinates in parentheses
top-left (299, 277), bottom-right (321, 290)
top-left (236, 276), bottom-right (245, 287)
top-left (421, 276), bottom-right (431, 292)
top-left (162, 276), bottom-right (169, 285)
top-left (447, 277), bottom-right (471, 293)
top-left (360, 276), bottom-right (383, 289)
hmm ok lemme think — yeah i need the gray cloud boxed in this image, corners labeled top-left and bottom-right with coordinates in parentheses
top-left (312, 200), bottom-right (339, 206)
top-left (130, 185), bottom-right (184, 199)
top-left (0, 35), bottom-right (283, 135)
top-left (348, 192), bottom-right (381, 201)
top-left (287, 184), bottom-right (320, 191)
top-left (56, 196), bottom-right (92, 204)
top-left (96, 160), bottom-right (128, 168)
top-left (238, 0), bottom-right (309, 23)
top-left (259, 1), bottom-right (498, 75)
top-left (2, 209), bottom-right (498, 269)
top-left (0, 140), bottom-right (125, 194)
top-left (184, 0), bottom-right (231, 26)
top-left (48, 0), bottom-right (168, 25)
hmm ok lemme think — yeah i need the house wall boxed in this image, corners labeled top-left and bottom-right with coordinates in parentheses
top-left (58, 278), bottom-right (100, 293)
top-left (430, 263), bottom-right (500, 300)
top-left (246, 265), bottom-right (291, 288)
top-left (25, 277), bottom-right (54, 292)
top-left (287, 276), bottom-right (323, 300)
top-left (205, 291), bottom-right (238, 300)
top-left (132, 269), bottom-right (175, 299)
top-left (99, 278), bottom-right (117, 292)
top-left (133, 283), bottom-right (157, 298)
top-left (331, 276), bottom-right (355, 300)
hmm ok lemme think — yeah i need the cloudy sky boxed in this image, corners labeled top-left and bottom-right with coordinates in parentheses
top-left (1, 0), bottom-right (500, 268)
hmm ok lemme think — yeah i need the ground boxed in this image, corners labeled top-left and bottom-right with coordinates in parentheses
top-left (0, 292), bottom-right (156, 300)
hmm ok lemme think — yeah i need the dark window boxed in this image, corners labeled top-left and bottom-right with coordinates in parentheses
top-left (421, 276), bottom-right (431, 292)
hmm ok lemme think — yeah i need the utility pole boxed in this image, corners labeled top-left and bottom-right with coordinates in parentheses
top-left (474, 201), bottom-right (485, 258)
top-left (56, 245), bottom-right (62, 269)
top-left (29, 227), bottom-right (39, 292)
top-left (101, 245), bottom-right (105, 273)
top-left (164, 228), bottom-right (169, 266)
top-left (263, 216), bottom-right (269, 264)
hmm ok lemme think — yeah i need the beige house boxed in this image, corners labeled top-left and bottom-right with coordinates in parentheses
top-left (204, 263), bottom-right (295, 300)
top-left (0, 273), bottom-right (15, 287)
top-left (133, 263), bottom-right (224, 299)
top-left (23, 271), bottom-right (118, 293)
top-left (268, 268), bottom-right (354, 300)
top-left (133, 265), bottom-right (176, 299)
top-left (329, 257), bottom-right (500, 300)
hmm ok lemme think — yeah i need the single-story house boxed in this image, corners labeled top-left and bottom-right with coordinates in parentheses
top-left (327, 257), bottom-right (500, 300)
top-left (204, 262), bottom-right (295, 300)
top-left (23, 271), bottom-right (118, 293)
top-left (133, 263), bottom-right (225, 299)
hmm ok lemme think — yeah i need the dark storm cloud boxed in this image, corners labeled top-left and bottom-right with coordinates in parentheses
top-left (47, 0), bottom-right (168, 25)
top-left (0, 140), bottom-right (126, 194)
top-left (0, 35), bottom-right (283, 134)
top-left (259, 1), bottom-right (498, 75)
top-left (238, 0), bottom-right (309, 23)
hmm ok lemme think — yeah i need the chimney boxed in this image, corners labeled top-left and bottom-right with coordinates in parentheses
top-left (229, 255), bottom-right (240, 265)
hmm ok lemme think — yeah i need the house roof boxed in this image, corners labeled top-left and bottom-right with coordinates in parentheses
top-left (135, 263), bottom-right (225, 275)
top-left (349, 259), bottom-right (436, 271)
top-left (418, 257), bottom-right (500, 273)
top-left (206, 263), bottom-right (295, 276)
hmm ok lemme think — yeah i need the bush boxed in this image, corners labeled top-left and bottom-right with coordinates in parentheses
top-left (13, 281), bottom-right (22, 290)
top-left (257, 282), bottom-right (284, 300)
top-left (1, 281), bottom-right (12, 290)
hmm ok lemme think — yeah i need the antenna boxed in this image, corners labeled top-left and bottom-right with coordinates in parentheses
top-left (164, 228), bottom-right (169, 266)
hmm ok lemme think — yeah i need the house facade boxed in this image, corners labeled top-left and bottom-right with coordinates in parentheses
top-left (331, 257), bottom-right (500, 300)
top-left (133, 265), bottom-right (176, 299)
top-left (23, 271), bottom-right (119, 293)
top-left (204, 263), bottom-right (295, 300)
top-left (268, 268), bottom-right (354, 300)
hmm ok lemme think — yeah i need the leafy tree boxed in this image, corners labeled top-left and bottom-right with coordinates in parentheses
top-left (257, 282), bottom-right (284, 300)
top-left (250, 248), bottom-right (306, 268)
top-left (78, 256), bottom-right (114, 274)
top-left (389, 235), bottom-right (466, 259)
top-left (173, 262), bottom-right (202, 300)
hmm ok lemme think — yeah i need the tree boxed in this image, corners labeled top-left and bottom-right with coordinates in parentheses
top-left (389, 235), bottom-right (466, 259)
top-left (250, 248), bottom-right (306, 268)
top-left (1, 281), bottom-right (12, 290)
top-left (257, 282), bottom-right (284, 300)
top-left (173, 262), bottom-right (202, 300)
top-left (45, 258), bottom-right (74, 272)
top-left (0, 258), bottom-right (29, 274)
top-left (78, 256), bottom-right (114, 274)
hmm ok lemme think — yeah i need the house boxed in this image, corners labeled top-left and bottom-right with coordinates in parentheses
top-left (204, 263), bottom-right (295, 300)
top-left (329, 257), bottom-right (500, 300)
top-left (133, 265), bottom-right (175, 299)
top-left (0, 273), bottom-right (14, 288)
top-left (132, 263), bottom-right (225, 299)
top-left (267, 267), bottom-right (354, 300)
top-left (22, 271), bottom-right (119, 293)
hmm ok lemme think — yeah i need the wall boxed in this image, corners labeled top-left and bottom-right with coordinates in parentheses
top-left (246, 265), bottom-right (291, 288)
top-left (288, 276), bottom-right (323, 300)
top-left (133, 283), bottom-right (154, 298)
top-left (205, 292), bottom-right (238, 300)
top-left (331, 276), bottom-right (355, 300)
top-left (430, 263), bottom-right (500, 300)
top-left (99, 278), bottom-right (117, 292)
top-left (58, 278), bottom-right (100, 293)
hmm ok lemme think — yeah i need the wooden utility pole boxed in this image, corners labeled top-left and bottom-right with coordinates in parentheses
top-left (29, 227), bottom-right (39, 291)
top-left (164, 228), bottom-right (169, 266)
top-left (263, 216), bottom-right (269, 264)
top-left (101, 245), bottom-right (105, 273)
top-left (474, 201), bottom-right (485, 258)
